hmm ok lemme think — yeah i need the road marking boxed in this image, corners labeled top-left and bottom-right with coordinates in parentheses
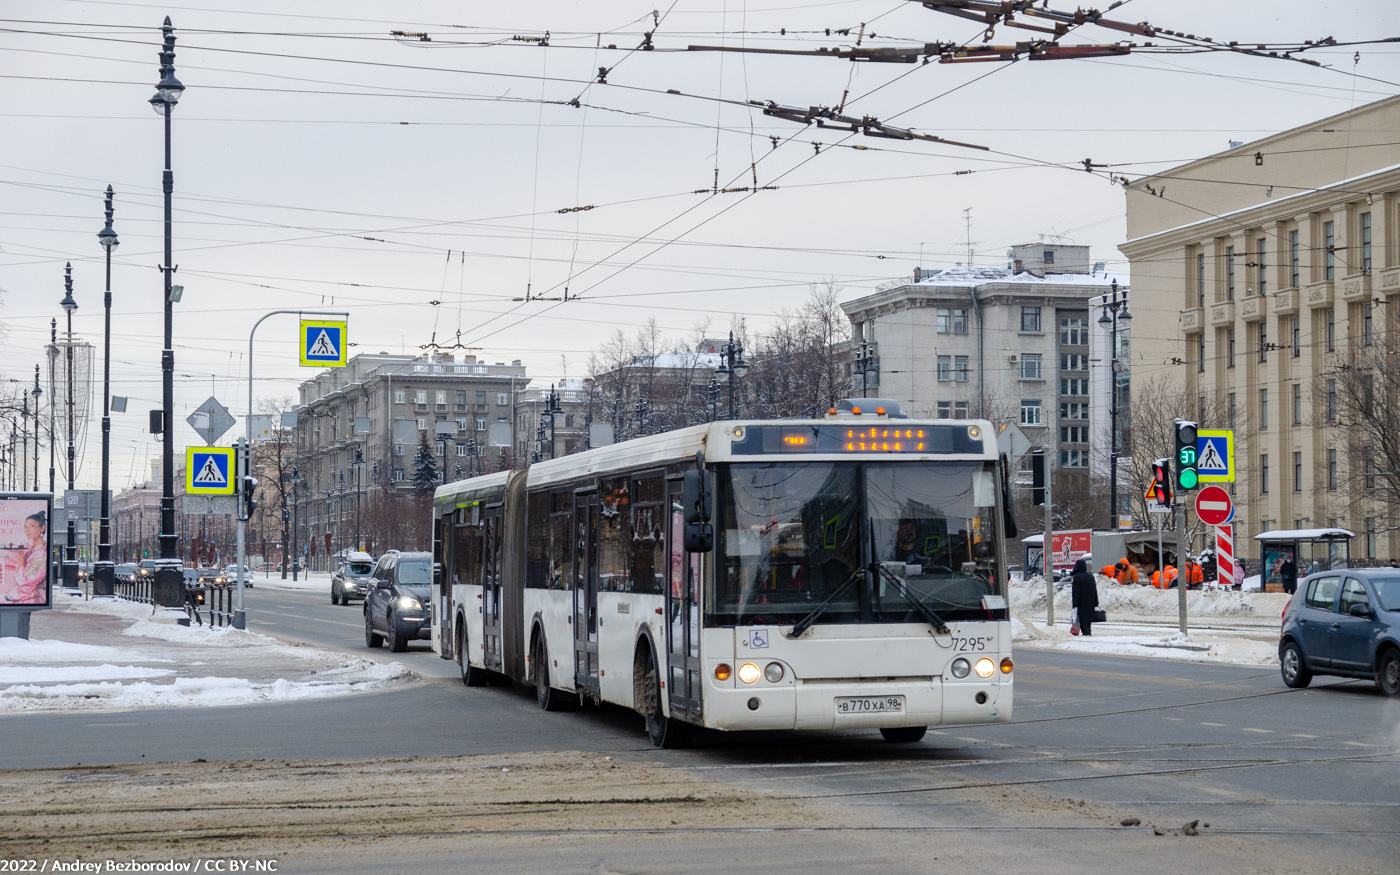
top-left (1240, 727), bottom-right (1273, 734)
top-left (246, 607), bottom-right (362, 630)
top-left (1200, 722), bottom-right (1227, 727)
top-left (1292, 733), bottom-right (1319, 738)
top-left (1342, 741), bottom-right (1374, 747)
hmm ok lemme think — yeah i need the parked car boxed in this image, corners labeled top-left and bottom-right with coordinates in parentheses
top-left (331, 551), bottom-right (376, 606)
top-left (224, 564), bottom-right (254, 587)
top-left (1280, 568), bottom-right (1400, 696)
top-left (364, 551), bottom-right (432, 653)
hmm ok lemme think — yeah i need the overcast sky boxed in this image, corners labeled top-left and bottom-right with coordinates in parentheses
top-left (2, 0), bottom-right (1397, 490)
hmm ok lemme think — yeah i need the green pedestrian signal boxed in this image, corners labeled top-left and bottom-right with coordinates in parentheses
top-left (1173, 418), bottom-right (1199, 491)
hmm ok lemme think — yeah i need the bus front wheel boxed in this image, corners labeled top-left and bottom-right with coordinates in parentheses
top-left (880, 726), bottom-right (927, 744)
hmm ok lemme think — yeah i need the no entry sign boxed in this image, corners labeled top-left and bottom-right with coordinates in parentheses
top-left (1194, 485), bottom-right (1234, 526)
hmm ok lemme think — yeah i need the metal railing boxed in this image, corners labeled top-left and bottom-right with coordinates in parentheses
top-left (113, 575), bottom-right (154, 604)
top-left (185, 582), bottom-right (237, 628)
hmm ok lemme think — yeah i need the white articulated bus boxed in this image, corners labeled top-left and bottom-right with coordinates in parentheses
top-left (430, 399), bottom-right (1017, 747)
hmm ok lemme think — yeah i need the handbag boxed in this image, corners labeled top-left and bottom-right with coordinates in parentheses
top-left (1092, 609), bottom-right (1107, 623)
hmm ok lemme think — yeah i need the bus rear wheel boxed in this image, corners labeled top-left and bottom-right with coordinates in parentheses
top-left (880, 726), bottom-right (927, 744)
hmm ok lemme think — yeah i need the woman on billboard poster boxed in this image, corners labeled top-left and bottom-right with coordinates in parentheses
top-left (2, 507), bottom-right (49, 604)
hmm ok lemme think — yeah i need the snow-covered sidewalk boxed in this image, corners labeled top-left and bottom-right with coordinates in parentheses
top-left (0, 591), bottom-right (414, 714)
top-left (1010, 575), bottom-right (1291, 665)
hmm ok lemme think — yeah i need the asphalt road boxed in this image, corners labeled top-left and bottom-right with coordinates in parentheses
top-left (5, 584), bottom-right (1397, 873)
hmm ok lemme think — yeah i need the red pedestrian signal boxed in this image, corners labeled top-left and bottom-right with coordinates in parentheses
top-left (1150, 458), bottom-right (1173, 506)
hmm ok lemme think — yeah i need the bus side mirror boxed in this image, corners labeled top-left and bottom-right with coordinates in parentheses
top-left (682, 469), bottom-right (710, 524)
top-left (684, 522), bottom-right (713, 553)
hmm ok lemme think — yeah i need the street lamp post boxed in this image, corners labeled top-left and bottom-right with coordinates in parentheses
top-left (94, 186), bottom-right (119, 598)
top-left (289, 465), bottom-right (302, 581)
top-left (60, 264), bottom-right (79, 593)
top-left (337, 471), bottom-right (346, 560)
top-left (352, 445), bottom-right (363, 551)
top-left (48, 319), bottom-right (57, 581)
top-left (545, 384), bottom-right (562, 458)
top-left (1097, 278), bottom-right (1131, 531)
top-left (31, 366), bottom-right (41, 491)
top-left (151, 16), bottom-right (186, 612)
top-left (855, 341), bottom-right (878, 398)
top-left (713, 331), bottom-right (748, 420)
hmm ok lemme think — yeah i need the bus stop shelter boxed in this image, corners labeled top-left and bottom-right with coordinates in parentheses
top-left (1254, 528), bottom-right (1354, 593)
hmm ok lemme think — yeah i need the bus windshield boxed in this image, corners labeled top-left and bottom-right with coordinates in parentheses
top-left (710, 461), bottom-right (1001, 628)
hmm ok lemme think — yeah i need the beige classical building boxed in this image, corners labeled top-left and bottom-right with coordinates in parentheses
top-left (1120, 94), bottom-right (1400, 558)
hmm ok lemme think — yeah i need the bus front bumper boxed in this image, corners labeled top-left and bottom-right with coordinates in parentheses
top-left (701, 677), bottom-right (1010, 731)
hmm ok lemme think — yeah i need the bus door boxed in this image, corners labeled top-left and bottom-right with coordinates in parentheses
top-left (482, 504), bottom-right (504, 672)
top-left (433, 512), bottom-right (451, 660)
top-left (666, 480), bottom-right (702, 720)
top-left (573, 490), bottom-right (601, 699)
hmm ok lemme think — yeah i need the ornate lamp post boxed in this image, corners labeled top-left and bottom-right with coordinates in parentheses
top-left (30, 366), bottom-right (40, 492)
top-left (713, 331), bottom-right (748, 420)
top-left (1097, 278), bottom-right (1132, 530)
top-left (352, 445), bottom-right (363, 550)
top-left (151, 16), bottom-right (186, 612)
top-left (94, 186), bottom-right (119, 598)
top-left (854, 341), bottom-right (879, 398)
top-left (60, 264), bottom-right (79, 592)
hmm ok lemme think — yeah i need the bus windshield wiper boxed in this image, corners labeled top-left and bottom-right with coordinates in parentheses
top-left (788, 570), bottom-right (861, 638)
top-left (874, 562), bottom-right (951, 635)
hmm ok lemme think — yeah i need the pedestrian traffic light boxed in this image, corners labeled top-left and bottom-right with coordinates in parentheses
top-left (1173, 418), bottom-right (1199, 491)
top-left (1030, 448), bottom-right (1046, 506)
top-left (242, 475), bottom-right (259, 520)
top-left (1151, 458), bottom-right (1173, 505)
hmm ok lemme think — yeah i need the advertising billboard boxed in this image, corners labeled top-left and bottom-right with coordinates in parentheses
top-left (0, 493), bottom-right (54, 610)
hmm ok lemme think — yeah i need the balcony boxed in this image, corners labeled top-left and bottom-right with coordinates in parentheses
top-left (1180, 307), bottom-right (1203, 332)
top-left (1272, 288), bottom-right (1298, 316)
top-left (1378, 266), bottom-right (1400, 296)
top-left (1208, 301), bottom-right (1235, 328)
top-left (1339, 273), bottom-right (1372, 303)
top-left (1240, 293), bottom-right (1267, 322)
top-left (1304, 279), bottom-right (1334, 309)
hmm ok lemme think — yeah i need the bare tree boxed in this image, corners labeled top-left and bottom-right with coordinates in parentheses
top-left (1321, 324), bottom-right (1400, 538)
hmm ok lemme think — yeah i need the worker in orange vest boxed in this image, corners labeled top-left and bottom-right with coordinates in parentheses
top-left (1114, 558), bottom-right (1139, 584)
top-left (1185, 560), bottom-right (1204, 588)
top-left (1100, 563), bottom-right (1118, 579)
top-left (1151, 564), bottom-right (1178, 588)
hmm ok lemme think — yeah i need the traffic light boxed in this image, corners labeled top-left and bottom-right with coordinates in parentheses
top-left (1030, 448), bottom-right (1046, 506)
top-left (242, 475), bottom-right (259, 520)
top-left (1173, 418), bottom-right (1199, 491)
top-left (1151, 458), bottom-right (1173, 506)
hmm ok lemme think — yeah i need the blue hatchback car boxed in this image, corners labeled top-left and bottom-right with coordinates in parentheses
top-left (1279, 568), bottom-right (1400, 695)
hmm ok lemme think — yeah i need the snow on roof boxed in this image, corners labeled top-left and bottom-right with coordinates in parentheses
top-left (633, 351), bottom-right (723, 369)
top-left (1253, 528), bottom-right (1356, 542)
top-left (912, 266), bottom-right (1128, 287)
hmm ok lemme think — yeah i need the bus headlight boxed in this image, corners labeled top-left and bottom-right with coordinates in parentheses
top-left (714, 663), bottom-right (732, 682)
top-left (738, 662), bottom-right (761, 684)
top-left (1000, 657), bottom-right (1014, 674)
top-left (974, 657), bottom-right (995, 678)
top-left (764, 662), bottom-right (784, 683)
top-left (950, 657), bottom-right (971, 678)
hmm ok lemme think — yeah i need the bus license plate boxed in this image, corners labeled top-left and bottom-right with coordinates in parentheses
top-left (835, 696), bottom-right (904, 715)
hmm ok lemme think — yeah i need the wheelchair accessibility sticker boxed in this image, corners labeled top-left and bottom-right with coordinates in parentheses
top-left (749, 629), bottom-right (769, 649)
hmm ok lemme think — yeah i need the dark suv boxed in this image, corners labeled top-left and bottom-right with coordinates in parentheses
top-left (364, 551), bottom-right (432, 653)
top-left (1280, 568), bottom-right (1400, 695)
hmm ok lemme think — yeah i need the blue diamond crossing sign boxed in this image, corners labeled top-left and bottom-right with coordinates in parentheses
top-left (186, 447), bottom-right (236, 495)
top-left (1196, 429), bottom-right (1234, 483)
top-left (300, 319), bottom-right (347, 367)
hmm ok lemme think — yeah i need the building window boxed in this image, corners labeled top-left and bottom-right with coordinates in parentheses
top-left (1061, 353), bottom-right (1086, 371)
top-left (936, 401), bottom-right (951, 419)
top-left (1326, 379), bottom-right (1337, 422)
top-left (954, 401), bottom-right (969, 418)
top-left (1226, 245), bottom-right (1236, 301)
top-left (1021, 306), bottom-right (1042, 332)
top-left (1257, 237), bottom-right (1266, 295)
top-left (1060, 401), bottom-right (1088, 420)
top-left (1289, 230), bottom-right (1300, 288)
top-left (936, 308), bottom-right (968, 335)
top-left (1059, 449), bottom-right (1087, 468)
top-left (436, 440), bottom-right (447, 457)
top-left (1327, 448), bottom-right (1338, 490)
top-left (1060, 378), bottom-right (1088, 396)
top-left (1060, 425), bottom-right (1088, 443)
top-left (1365, 449), bottom-right (1376, 489)
top-left (456, 443), bottom-right (467, 457)
top-left (1020, 354), bottom-right (1042, 380)
top-left (1258, 322), bottom-right (1267, 363)
top-left (1060, 317), bottom-right (1086, 345)
top-left (475, 416), bottom-right (486, 431)
top-left (1197, 252), bottom-right (1206, 308)
top-left (1361, 211), bottom-right (1372, 272)
top-left (1293, 451), bottom-right (1303, 493)
top-left (416, 416), bottom-right (427, 431)
top-left (498, 393), bottom-right (509, 406)
top-left (393, 443), bottom-right (404, 456)
top-left (1198, 334), bottom-right (1206, 372)
top-left (415, 389), bottom-right (428, 405)
top-left (1228, 393), bottom-right (1236, 430)
top-left (1293, 383), bottom-right (1302, 426)
top-left (1362, 373), bottom-right (1374, 415)
top-left (1364, 302), bottom-right (1374, 346)
top-left (1325, 308), bottom-right (1335, 351)
top-left (394, 389), bottom-right (406, 404)
top-left (435, 390), bottom-right (447, 405)
top-left (456, 416), bottom-right (467, 431)
top-left (1043, 249), bottom-right (1055, 264)
top-left (953, 356), bottom-right (970, 382)
top-left (476, 391), bottom-right (486, 405)
top-left (1367, 518), bottom-right (1377, 559)
top-left (1020, 399), bottom-right (1042, 425)
top-left (937, 356), bottom-right (952, 382)
top-left (1261, 454), bottom-right (1270, 494)
top-left (456, 390), bottom-right (467, 406)
top-left (1259, 388), bottom-right (1268, 430)
top-left (1291, 315), bottom-right (1300, 357)
top-left (392, 468), bottom-right (405, 481)
top-left (1324, 220), bottom-right (1335, 280)
top-left (1227, 327), bottom-right (1236, 368)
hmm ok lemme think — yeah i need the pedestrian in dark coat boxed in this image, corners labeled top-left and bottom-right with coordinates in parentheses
top-left (1070, 558), bottom-right (1099, 637)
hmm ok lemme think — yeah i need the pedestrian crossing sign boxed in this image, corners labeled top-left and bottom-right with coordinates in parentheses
top-left (299, 319), bottom-right (347, 367)
top-left (185, 446), bottom-right (236, 495)
top-left (1196, 429), bottom-right (1234, 483)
